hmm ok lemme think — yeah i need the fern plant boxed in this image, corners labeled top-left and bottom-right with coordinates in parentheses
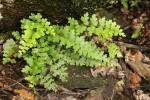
top-left (2, 13), bottom-right (125, 91)
top-left (131, 23), bottom-right (143, 39)
top-left (121, 0), bottom-right (141, 9)
top-left (3, 39), bottom-right (18, 64)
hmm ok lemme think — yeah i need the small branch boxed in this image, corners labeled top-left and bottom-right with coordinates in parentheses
top-left (60, 91), bottom-right (81, 95)
top-left (116, 42), bottom-right (150, 52)
top-left (57, 85), bottom-right (73, 93)
top-left (122, 25), bottom-right (132, 31)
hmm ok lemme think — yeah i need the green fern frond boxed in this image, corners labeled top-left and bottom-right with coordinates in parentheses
top-left (2, 13), bottom-right (125, 91)
top-left (2, 39), bottom-right (18, 64)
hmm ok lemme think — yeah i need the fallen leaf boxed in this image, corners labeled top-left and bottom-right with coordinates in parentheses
top-left (127, 61), bottom-right (150, 80)
top-left (133, 90), bottom-right (150, 100)
top-left (94, 67), bottom-right (109, 77)
top-left (125, 50), bottom-right (150, 80)
top-left (132, 19), bottom-right (140, 30)
top-left (14, 89), bottom-right (34, 100)
top-left (0, 82), bottom-right (13, 91)
top-left (131, 50), bottom-right (144, 61)
top-left (93, 67), bottom-right (125, 78)
top-left (128, 72), bottom-right (141, 89)
top-left (12, 95), bottom-right (27, 100)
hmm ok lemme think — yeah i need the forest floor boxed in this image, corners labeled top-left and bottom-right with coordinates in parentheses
top-left (0, 2), bottom-right (150, 100)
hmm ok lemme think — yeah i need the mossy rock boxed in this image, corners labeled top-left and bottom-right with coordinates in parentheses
top-left (57, 66), bottom-right (108, 89)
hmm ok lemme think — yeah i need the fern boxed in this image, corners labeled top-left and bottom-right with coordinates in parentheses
top-left (131, 23), bottom-right (143, 39)
top-left (121, 0), bottom-right (141, 9)
top-left (121, 0), bottom-right (129, 9)
top-left (19, 13), bottom-right (55, 56)
top-left (107, 43), bottom-right (123, 59)
top-left (69, 13), bottom-right (125, 42)
top-left (2, 13), bottom-right (125, 91)
top-left (2, 39), bottom-right (18, 64)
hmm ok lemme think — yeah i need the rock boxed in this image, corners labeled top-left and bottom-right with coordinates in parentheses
top-left (0, 0), bottom-right (68, 32)
top-left (84, 79), bottom-right (115, 100)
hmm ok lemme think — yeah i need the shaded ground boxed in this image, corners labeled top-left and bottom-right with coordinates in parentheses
top-left (0, 1), bottom-right (150, 100)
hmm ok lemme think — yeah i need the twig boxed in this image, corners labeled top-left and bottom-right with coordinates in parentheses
top-left (12, 59), bottom-right (24, 68)
top-left (0, 89), bottom-right (11, 95)
top-left (123, 25), bottom-right (132, 31)
top-left (60, 92), bottom-right (81, 95)
top-left (57, 85), bottom-right (73, 93)
top-left (116, 42), bottom-right (150, 52)
top-left (0, 76), bottom-right (28, 90)
top-left (57, 85), bottom-right (83, 96)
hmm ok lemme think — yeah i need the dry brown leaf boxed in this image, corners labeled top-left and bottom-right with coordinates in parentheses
top-left (94, 67), bottom-right (109, 77)
top-left (92, 67), bottom-right (125, 78)
top-left (132, 19), bottom-right (140, 29)
top-left (133, 90), bottom-right (150, 100)
top-left (91, 67), bottom-right (109, 77)
top-left (12, 95), bottom-right (27, 100)
top-left (131, 50), bottom-right (144, 61)
top-left (14, 89), bottom-right (34, 100)
top-left (0, 82), bottom-right (13, 91)
top-left (126, 50), bottom-right (150, 79)
top-left (127, 61), bottom-right (150, 80)
top-left (128, 72), bottom-right (141, 89)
